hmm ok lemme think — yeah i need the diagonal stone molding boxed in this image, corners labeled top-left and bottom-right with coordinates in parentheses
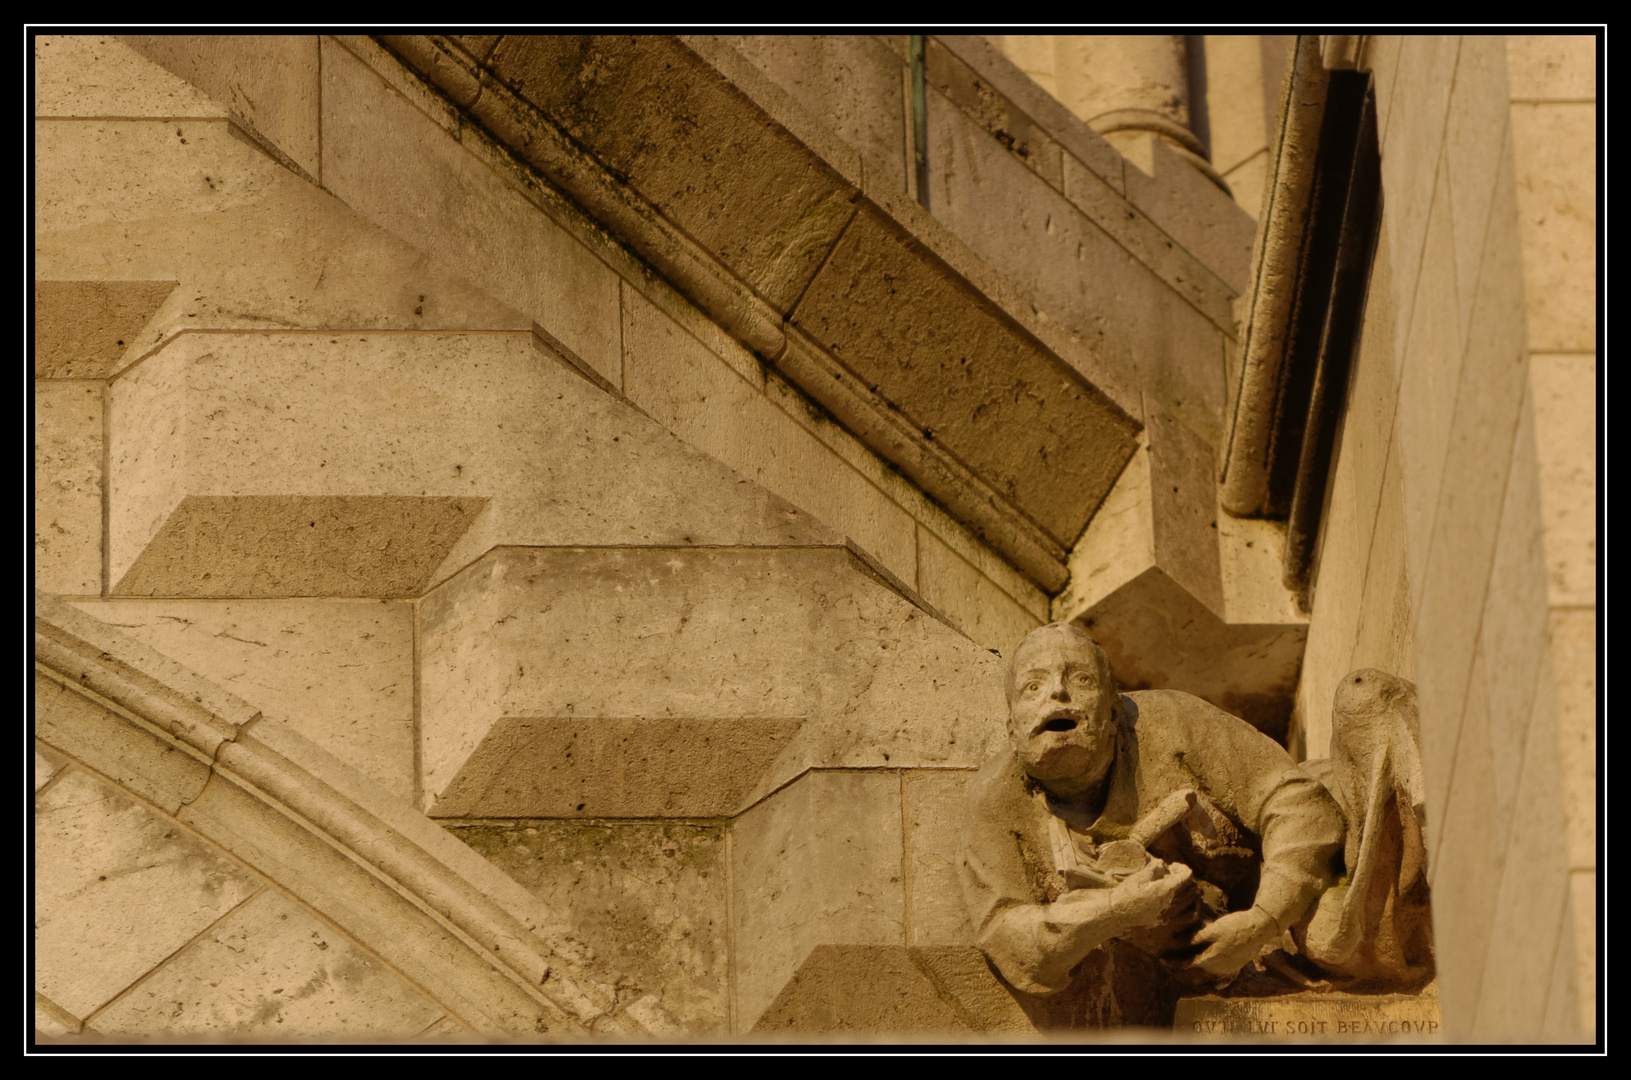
top-left (33, 590), bottom-right (678, 1038)
top-left (375, 33), bottom-right (1149, 591)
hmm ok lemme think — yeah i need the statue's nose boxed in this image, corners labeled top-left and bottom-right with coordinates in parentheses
top-left (1049, 676), bottom-right (1071, 701)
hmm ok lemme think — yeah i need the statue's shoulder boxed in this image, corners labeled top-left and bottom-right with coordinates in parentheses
top-left (1122, 688), bottom-right (1260, 748)
top-left (965, 750), bottom-right (1030, 819)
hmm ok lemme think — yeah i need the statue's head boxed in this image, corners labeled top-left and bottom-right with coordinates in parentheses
top-left (1005, 623), bottom-right (1121, 793)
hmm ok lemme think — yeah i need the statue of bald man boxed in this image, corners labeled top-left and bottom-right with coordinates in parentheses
top-left (959, 623), bottom-right (1345, 1026)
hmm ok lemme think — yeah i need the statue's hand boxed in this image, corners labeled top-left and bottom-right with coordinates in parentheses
top-left (1188, 907), bottom-right (1279, 976)
top-left (1107, 860), bottom-right (1195, 928)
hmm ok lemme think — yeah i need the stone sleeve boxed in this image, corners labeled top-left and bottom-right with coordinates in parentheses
top-left (1159, 697), bottom-right (1346, 931)
top-left (958, 756), bottom-right (1128, 995)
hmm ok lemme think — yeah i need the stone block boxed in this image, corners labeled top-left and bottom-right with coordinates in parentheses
top-left (417, 546), bottom-right (1006, 812)
top-left (1509, 103), bottom-right (1596, 353)
top-left (731, 770), bottom-right (906, 1030)
top-left (792, 204), bottom-right (1142, 550)
top-left (115, 495), bottom-right (488, 599)
top-left (105, 331), bottom-right (837, 598)
top-left (1529, 353), bottom-right (1596, 607)
top-left (1123, 137), bottom-right (1258, 295)
top-left (1221, 150), bottom-right (1268, 223)
top-left (174, 763), bottom-right (564, 1035)
top-left (320, 39), bottom-right (622, 384)
top-left (720, 35), bottom-right (909, 196)
top-left (1477, 388), bottom-right (1548, 847)
top-left (1563, 870), bottom-right (1595, 1037)
top-left (1176, 990), bottom-right (1441, 1041)
top-left (622, 288), bottom-right (917, 585)
top-left (65, 599), bottom-right (415, 800)
top-left (1469, 655), bottom-right (1573, 1038)
top-left (903, 770), bottom-right (978, 947)
top-left (753, 945), bottom-right (1036, 1034)
top-left (34, 281), bottom-right (177, 379)
top-left (120, 36), bottom-right (321, 180)
top-left (1379, 35), bottom-right (1459, 354)
top-left (35, 994), bottom-right (80, 1038)
top-left (34, 767), bottom-right (262, 1018)
top-left (34, 380), bottom-right (103, 596)
top-left (925, 36), bottom-right (1065, 192)
top-left (1442, 35), bottom-right (1511, 346)
top-left (1410, 144), bottom-right (1530, 787)
top-left (34, 671), bottom-right (213, 815)
top-left (433, 717), bottom-right (803, 819)
top-left (35, 35), bottom-right (228, 118)
top-left (1506, 36), bottom-right (1597, 100)
top-left (486, 35), bottom-right (858, 314)
top-left (33, 119), bottom-right (529, 343)
top-left (1368, 35), bottom-right (1405, 146)
top-left (35, 742), bottom-right (69, 793)
top-left (90, 888), bottom-right (443, 1037)
top-left (1057, 411), bottom-right (1303, 741)
top-left (1202, 34), bottom-right (1270, 181)
top-left (928, 93), bottom-right (1230, 444)
top-left (447, 821), bottom-right (729, 1032)
top-left (1425, 648), bottom-right (1501, 1032)
top-left (1548, 608), bottom-right (1595, 871)
top-left (1394, 165), bottom-right (1466, 617)
top-left (914, 529), bottom-right (1039, 657)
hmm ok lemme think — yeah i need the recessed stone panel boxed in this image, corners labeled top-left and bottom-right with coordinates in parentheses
top-left (34, 280), bottom-right (177, 379)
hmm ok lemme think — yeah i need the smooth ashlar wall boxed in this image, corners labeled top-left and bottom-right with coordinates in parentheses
top-left (1290, 35), bottom-right (1596, 1041)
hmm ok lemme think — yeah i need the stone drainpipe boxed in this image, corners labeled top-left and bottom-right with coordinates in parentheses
top-left (1052, 34), bottom-right (1230, 192)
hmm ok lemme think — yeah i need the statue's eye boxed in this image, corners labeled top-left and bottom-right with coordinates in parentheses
top-left (1024, 681), bottom-right (1041, 694)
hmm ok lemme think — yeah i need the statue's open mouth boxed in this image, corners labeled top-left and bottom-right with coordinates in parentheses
top-left (1034, 711), bottom-right (1081, 734)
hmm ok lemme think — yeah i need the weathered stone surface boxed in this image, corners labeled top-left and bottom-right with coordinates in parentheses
top-left (1529, 354), bottom-right (1596, 607)
top-left (623, 287), bottom-right (918, 586)
top-left (417, 546), bottom-right (1005, 813)
top-left (720, 35), bottom-right (909, 195)
top-left (1056, 409), bottom-right (1304, 739)
top-left (1505, 36), bottom-right (1596, 100)
top-left (754, 945), bottom-right (1033, 1033)
top-left (320, 39), bottom-right (622, 385)
top-left (926, 88), bottom-right (1230, 448)
top-left (904, 770), bottom-right (978, 946)
top-left (35, 35), bottom-right (227, 118)
top-left (448, 821), bottom-right (730, 1032)
top-left (434, 717), bottom-right (802, 819)
top-left (34, 281), bottom-right (177, 379)
top-left (116, 496), bottom-right (488, 599)
top-left (34, 118), bottom-right (530, 345)
top-left (35, 742), bottom-right (69, 793)
top-left (34, 767), bottom-right (262, 1018)
top-left (1175, 989), bottom-right (1441, 1040)
top-left (66, 599), bottom-right (416, 799)
top-left (487, 35), bottom-right (859, 314)
top-left (1510, 103), bottom-right (1595, 354)
top-left (792, 204), bottom-right (1140, 549)
top-left (91, 888), bottom-right (443, 1037)
top-left (915, 529), bottom-right (1039, 656)
top-left (119, 35), bottom-right (321, 179)
top-left (1123, 137), bottom-right (1257, 295)
top-left (105, 332), bottom-right (840, 597)
top-left (34, 671), bottom-right (214, 814)
top-left (34, 380), bottom-right (103, 596)
top-left (732, 770), bottom-right (906, 1030)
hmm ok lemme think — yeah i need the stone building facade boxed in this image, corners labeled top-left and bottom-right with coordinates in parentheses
top-left (32, 33), bottom-right (1596, 1042)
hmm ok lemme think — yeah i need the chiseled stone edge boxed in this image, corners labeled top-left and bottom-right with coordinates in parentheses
top-left (32, 589), bottom-right (678, 1039)
top-left (371, 33), bottom-right (1086, 594)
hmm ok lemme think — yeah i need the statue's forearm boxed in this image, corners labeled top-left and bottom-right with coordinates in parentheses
top-left (984, 890), bottom-right (1134, 994)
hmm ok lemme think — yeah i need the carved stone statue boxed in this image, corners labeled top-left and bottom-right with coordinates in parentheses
top-left (958, 622), bottom-right (1348, 1026)
top-left (1295, 669), bottom-right (1434, 987)
top-left (959, 625), bottom-right (1436, 1027)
